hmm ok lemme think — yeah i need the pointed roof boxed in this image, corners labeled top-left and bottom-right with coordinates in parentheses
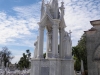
top-left (49, 0), bottom-right (59, 19)
top-left (41, 0), bottom-right (45, 19)
top-left (50, 0), bottom-right (58, 4)
top-left (50, 0), bottom-right (58, 9)
top-left (41, 0), bottom-right (44, 6)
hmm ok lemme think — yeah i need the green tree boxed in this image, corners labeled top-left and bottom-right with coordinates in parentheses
top-left (74, 57), bottom-right (81, 71)
top-left (26, 49), bottom-right (31, 60)
top-left (18, 49), bottom-right (31, 70)
top-left (0, 46), bottom-right (14, 67)
top-left (72, 34), bottom-right (87, 71)
top-left (43, 53), bottom-right (46, 58)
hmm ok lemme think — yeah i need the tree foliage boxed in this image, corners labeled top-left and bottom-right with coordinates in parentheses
top-left (43, 53), bottom-right (46, 59)
top-left (18, 49), bottom-right (31, 70)
top-left (0, 46), bottom-right (14, 67)
top-left (72, 34), bottom-right (87, 71)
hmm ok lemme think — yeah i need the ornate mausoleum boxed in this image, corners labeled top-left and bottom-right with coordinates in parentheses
top-left (30, 0), bottom-right (74, 75)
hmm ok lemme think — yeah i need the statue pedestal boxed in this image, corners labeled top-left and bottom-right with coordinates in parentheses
top-left (30, 58), bottom-right (74, 75)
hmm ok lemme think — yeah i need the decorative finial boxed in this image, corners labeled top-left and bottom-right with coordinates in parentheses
top-left (61, 1), bottom-right (64, 8)
top-left (42, 0), bottom-right (45, 3)
top-left (69, 30), bottom-right (72, 38)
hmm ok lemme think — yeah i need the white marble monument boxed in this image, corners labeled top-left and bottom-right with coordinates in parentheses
top-left (30, 0), bottom-right (74, 75)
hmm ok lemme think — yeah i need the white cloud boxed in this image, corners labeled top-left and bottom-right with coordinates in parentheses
top-left (0, 2), bottom-right (41, 63)
top-left (0, 6), bottom-right (39, 46)
top-left (62, 0), bottom-right (100, 46)
top-left (44, 0), bottom-right (100, 46)
top-left (0, 0), bottom-right (100, 63)
top-left (13, 2), bottom-right (41, 19)
top-left (11, 50), bottom-right (25, 64)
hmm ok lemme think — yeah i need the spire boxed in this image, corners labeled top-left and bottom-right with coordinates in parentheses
top-left (61, 1), bottom-right (64, 8)
top-left (41, 0), bottom-right (45, 7)
top-left (50, 0), bottom-right (58, 5)
top-left (41, 0), bottom-right (45, 19)
top-left (50, 0), bottom-right (58, 9)
top-left (50, 0), bottom-right (59, 19)
top-left (59, 1), bottom-right (65, 19)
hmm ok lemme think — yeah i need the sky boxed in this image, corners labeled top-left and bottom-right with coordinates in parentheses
top-left (0, 0), bottom-right (100, 64)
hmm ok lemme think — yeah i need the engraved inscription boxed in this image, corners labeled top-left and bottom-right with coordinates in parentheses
top-left (41, 67), bottom-right (49, 75)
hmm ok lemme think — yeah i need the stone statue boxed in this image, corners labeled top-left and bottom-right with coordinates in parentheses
top-left (48, 32), bottom-right (52, 51)
top-left (46, 31), bottom-right (52, 58)
top-left (34, 36), bottom-right (38, 58)
top-left (59, 1), bottom-right (65, 20)
top-left (63, 31), bottom-right (72, 59)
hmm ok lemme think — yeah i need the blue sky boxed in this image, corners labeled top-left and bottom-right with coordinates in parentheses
top-left (0, 0), bottom-right (100, 63)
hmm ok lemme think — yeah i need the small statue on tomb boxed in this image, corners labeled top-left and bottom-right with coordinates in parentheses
top-left (63, 31), bottom-right (72, 59)
top-left (34, 36), bottom-right (38, 58)
top-left (48, 32), bottom-right (52, 51)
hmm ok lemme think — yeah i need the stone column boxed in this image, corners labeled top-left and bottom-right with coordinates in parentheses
top-left (52, 19), bottom-right (60, 58)
top-left (46, 32), bottom-right (52, 58)
top-left (37, 25), bottom-right (45, 58)
top-left (46, 32), bottom-right (49, 58)
top-left (59, 28), bottom-right (64, 58)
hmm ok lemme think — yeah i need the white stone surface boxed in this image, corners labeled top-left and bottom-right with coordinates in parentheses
top-left (85, 20), bottom-right (100, 75)
top-left (31, 59), bottom-right (74, 75)
top-left (34, 36), bottom-right (38, 58)
top-left (30, 0), bottom-right (74, 75)
top-left (37, 26), bottom-right (44, 58)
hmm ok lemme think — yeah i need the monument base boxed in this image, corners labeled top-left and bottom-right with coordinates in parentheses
top-left (30, 58), bottom-right (74, 75)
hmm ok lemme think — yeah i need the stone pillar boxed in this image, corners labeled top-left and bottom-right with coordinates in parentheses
top-left (52, 19), bottom-right (60, 58)
top-left (59, 28), bottom-right (64, 58)
top-left (37, 25), bottom-right (45, 58)
top-left (46, 32), bottom-right (49, 58)
top-left (46, 32), bottom-right (52, 58)
top-left (81, 60), bottom-right (84, 74)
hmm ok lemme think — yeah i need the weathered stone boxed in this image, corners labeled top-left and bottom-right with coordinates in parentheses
top-left (30, 0), bottom-right (74, 75)
top-left (85, 20), bottom-right (100, 75)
